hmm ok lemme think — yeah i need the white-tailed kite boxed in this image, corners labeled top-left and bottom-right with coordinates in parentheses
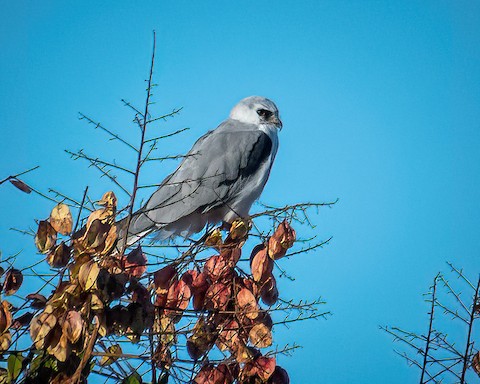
top-left (119, 96), bottom-right (282, 247)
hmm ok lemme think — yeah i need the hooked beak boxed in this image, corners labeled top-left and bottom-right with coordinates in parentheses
top-left (272, 116), bottom-right (283, 130)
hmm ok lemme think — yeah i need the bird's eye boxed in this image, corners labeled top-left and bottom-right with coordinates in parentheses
top-left (257, 109), bottom-right (272, 118)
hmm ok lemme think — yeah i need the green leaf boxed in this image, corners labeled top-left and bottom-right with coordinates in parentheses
top-left (122, 372), bottom-right (142, 384)
top-left (7, 353), bottom-right (24, 381)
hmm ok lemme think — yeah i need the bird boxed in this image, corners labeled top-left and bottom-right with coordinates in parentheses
top-left (117, 96), bottom-right (282, 247)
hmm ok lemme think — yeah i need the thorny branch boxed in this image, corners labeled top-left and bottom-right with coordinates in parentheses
top-left (384, 264), bottom-right (480, 384)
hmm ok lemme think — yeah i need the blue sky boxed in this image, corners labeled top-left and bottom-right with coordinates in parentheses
top-left (1, 1), bottom-right (480, 383)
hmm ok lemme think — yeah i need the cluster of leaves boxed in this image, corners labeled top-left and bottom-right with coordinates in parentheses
top-left (0, 189), bottom-right (311, 383)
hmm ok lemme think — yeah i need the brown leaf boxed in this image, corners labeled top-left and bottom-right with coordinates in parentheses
top-left (9, 178), bottom-right (32, 194)
top-left (260, 275), bottom-right (279, 306)
top-left (97, 191), bottom-right (117, 208)
top-left (187, 317), bottom-right (215, 360)
top-left (267, 366), bottom-right (290, 384)
top-left (35, 220), bottom-right (57, 254)
top-left (30, 310), bottom-right (57, 349)
top-left (123, 246), bottom-right (147, 278)
top-left (204, 255), bottom-right (230, 282)
top-left (249, 323), bottom-right (272, 348)
top-left (220, 247), bottom-right (242, 268)
top-left (154, 265), bottom-right (177, 307)
top-left (82, 219), bottom-right (111, 249)
top-left (165, 280), bottom-right (191, 318)
top-left (12, 312), bottom-right (34, 329)
top-left (47, 326), bottom-right (71, 362)
top-left (268, 220), bottom-right (296, 260)
top-left (0, 301), bottom-right (12, 333)
top-left (205, 282), bottom-right (231, 311)
top-left (205, 228), bottom-right (223, 247)
top-left (62, 310), bottom-right (84, 343)
top-left (255, 356), bottom-right (276, 381)
top-left (242, 356), bottom-right (276, 381)
top-left (473, 351), bottom-right (480, 377)
top-left (237, 288), bottom-right (259, 320)
top-left (3, 269), bottom-right (23, 295)
top-left (250, 246), bottom-right (273, 283)
top-left (228, 219), bottom-right (252, 241)
top-left (26, 293), bottom-right (47, 310)
top-left (216, 319), bottom-right (240, 352)
top-left (157, 315), bottom-right (176, 346)
top-left (99, 344), bottom-right (122, 366)
top-left (97, 224), bottom-right (118, 256)
top-left (193, 364), bottom-right (215, 384)
top-left (78, 260), bottom-right (101, 291)
top-left (0, 331), bottom-right (11, 352)
top-left (236, 343), bottom-right (258, 363)
top-left (47, 242), bottom-right (71, 268)
top-left (50, 203), bottom-right (73, 235)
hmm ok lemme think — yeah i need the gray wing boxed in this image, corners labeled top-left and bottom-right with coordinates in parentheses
top-left (126, 121), bottom-right (272, 238)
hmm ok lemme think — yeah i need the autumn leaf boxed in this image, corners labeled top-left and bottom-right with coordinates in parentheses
top-left (99, 344), bottom-right (122, 366)
top-left (35, 220), bottom-right (57, 254)
top-left (249, 323), bottom-right (272, 348)
top-left (3, 269), bottom-right (23, 295)
top-left (62, 310), bottom-right (84, 343)
top-left (268, 220), bottom-right (296, 260)
top-left (9, 178), bottom-right (32, 194)
top-left (50, 203), bottom-right (73, 235)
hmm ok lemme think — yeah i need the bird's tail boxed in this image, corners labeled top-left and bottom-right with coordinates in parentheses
top-left (115, 212), bottom-right (156, 251)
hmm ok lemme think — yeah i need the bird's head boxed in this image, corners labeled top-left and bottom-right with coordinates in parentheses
top-left (229, 96), bottom-right (282, 130)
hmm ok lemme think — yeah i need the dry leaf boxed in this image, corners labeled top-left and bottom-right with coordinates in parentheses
top-left (216, 319), bottom-right (240, 352)
top-left (260, 275), bottom-right (279, 306)
top-left (237, 288), bottom-right (259, 320)
top-left (62, 310), bottom-right (84, 343)
top-left (30, 310), bottom-right (57, 349)
top-left (205, 282), bottom-right (231, 311)
top-left (26, 293), bottom-right (47, 310)
top-left (250, 246), bottom-right (273, 283)
top-left (228, 219), bottom-right (252, 241)
top-left (97, 191), bottom-right (117, 208)
top-left (0, 331), bottom-right (11, 352)
top-left (50, 203), bottom-right (73, 235)
top-left (267, 366), bottom-right (290, 384)
top-left (47, 242), bottom-right (71, 268)
top-left (187, 317), bottom-right (215, 360)
top-left (47, 326), bottom-right (71, 362)
top-left (12, 312), bottom-right (34, 329)
top-left (154, 265), bottom-right (177, 307)
top-left (473, 351), bottom-right (480, 377)
top-left (35, 220), bottom-right (57, 254)
top-left (97, 224), bottom-right (117, 256)
top-left (165, 280), bottom-right (191, 318)
top-left (0, 301), bottom-right (12, 333)
top-left (268, 220), bottom-right (296, 260)
top-left (236, 343), bottom-right (258, 363)
top-left (78, 260), bottom-right (101, 291)
top-left (254, 356), bottom-right (276, 381)
top-left (205, 228), bottom-right (223, 247)
top-left (249, 323), bottom-right (272, 348)
top-left (82, 219), bottom-right (111, 249)
top-left (3, 269), bottom-right (23, 295)
top-left (9, 178), bottom-right (32, 194)
top-left (123, 246), bottom-right (147, 278)
top-left (99, 344), bottom-right (122, 366)
top-left (204, 255), bottom-right (230, 282)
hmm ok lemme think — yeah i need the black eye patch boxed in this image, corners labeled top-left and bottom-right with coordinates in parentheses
top-left (257, 109), bottom-right (273, 119)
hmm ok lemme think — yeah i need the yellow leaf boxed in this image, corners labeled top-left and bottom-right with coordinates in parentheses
top-left (50, 203), bottom-right (73, 235)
